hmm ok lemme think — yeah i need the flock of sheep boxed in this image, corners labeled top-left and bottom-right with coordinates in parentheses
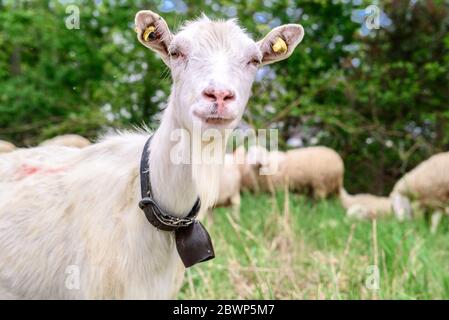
top-left (216, 142), bottom-right (449, 231)
top-left (1, 135), bottom-right (448, 230)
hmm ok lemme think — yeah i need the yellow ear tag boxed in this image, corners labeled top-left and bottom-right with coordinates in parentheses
top-left (272, 37), bottom-right (288, 54)
top-left (143, 26), bottom-right (156, 42)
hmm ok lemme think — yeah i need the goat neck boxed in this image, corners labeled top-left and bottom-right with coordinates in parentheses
top-left (148, 101), bottom-right (226, 218)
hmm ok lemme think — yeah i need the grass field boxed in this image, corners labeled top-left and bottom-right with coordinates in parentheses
top-left (178, 191), bottom-right (449, 299)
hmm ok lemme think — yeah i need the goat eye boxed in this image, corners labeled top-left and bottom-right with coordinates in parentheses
top-left (248, 58), bottom-right (261, 67)
top-left (169, 50), bottom-right (183, 59)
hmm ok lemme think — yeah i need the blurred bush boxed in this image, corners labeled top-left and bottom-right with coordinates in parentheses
top-left (0, 0), bottom-right (448, 194)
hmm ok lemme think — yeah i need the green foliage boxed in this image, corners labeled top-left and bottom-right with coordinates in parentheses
top-left (0, 0), bottom-right (448, 193)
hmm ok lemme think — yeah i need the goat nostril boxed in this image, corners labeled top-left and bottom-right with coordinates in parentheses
top-left (203, 88), bottom-right (235, 103)
top-left (224, 92), bottom-right (235, 101)
top-left (203, 91), bottom-right (216, 101)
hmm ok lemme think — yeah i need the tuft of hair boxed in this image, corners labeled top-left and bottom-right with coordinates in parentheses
top-left (96, 125), bottom-right (153, 143)
top-left (191, 137), bottom-right (226, 210)
top-left (192, 162), bottom-right (222, 211)
top-left (178, 14), bottom-right (248, 44)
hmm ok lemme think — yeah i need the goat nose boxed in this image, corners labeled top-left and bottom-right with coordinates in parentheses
top-left (202, 87), bottom-right (236, 104)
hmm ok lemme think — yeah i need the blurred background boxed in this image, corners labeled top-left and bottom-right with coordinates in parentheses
top-left (0, 0), bottom-right (448, 196)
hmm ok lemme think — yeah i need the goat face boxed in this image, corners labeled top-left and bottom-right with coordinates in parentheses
top-left (135, 10), bottom-right (304, 133)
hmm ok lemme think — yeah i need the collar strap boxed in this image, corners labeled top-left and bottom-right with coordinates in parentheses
top-left (138, 134), bottom-right (215, 268)
top-left (139, 135), bottom-right (201, 232)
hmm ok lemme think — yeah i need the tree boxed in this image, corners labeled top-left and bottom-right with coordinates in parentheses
top-left (0, 0), bottom-right (447, 194)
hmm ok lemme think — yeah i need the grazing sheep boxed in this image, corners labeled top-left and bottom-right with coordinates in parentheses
top-left (391, 152), bottom-right (449, 209)
top-left (237, 146), bottom-right (261, 192)
top-left (244, 146), bottom-right (287, 193)
top-left (40, 134), bottom-right (91, 148)
top-left (286, 146), bottom-right (344, 199)
top-left (240, 145), bottom-right (343, 199)
top-left (390, 193), bottom-right (413, 222)
top-left (340, 188), bottom-right (392, 219)
top-left (263, 150), bottom-right (288, 193)
top-left (0, 140), bottom-right (16, 153)
top-left (0, 10), bottom-right (304, 299)
top-left (390, 152), bottom-right (449, 225)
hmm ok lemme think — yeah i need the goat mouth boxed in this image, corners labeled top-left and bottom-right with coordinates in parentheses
top-left (194, 113), bottom-right (234, 125)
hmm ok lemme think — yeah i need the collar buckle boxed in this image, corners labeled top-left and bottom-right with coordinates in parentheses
top-left (139, 196), bottom-right (197, 229)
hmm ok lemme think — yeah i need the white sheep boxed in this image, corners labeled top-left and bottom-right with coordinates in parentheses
top-left (340, 188), bottom-right (392, 219)
top-left (245, 146), bottom-right (288, 193)
top-left (0, 140), bottom-right (16, 153)
top-left (286, 146), bottom-right (344, 199)
top-left (390, 152), bottom-right (449, 226)
top-left (237, 146), bottom-right (261, 192)
top-left (240, 145), bottom-right (344, 199)
top-left (0, 10), bottom-right (304, 299)
top-left (40, 134), bottom-right (91, 148)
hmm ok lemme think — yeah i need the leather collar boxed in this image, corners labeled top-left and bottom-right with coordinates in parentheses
top-left (138, 135), bottom-right (201, 231)
top-left (138, 135), bottom-right (215, 268)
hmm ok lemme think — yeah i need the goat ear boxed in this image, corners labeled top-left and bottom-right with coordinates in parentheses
top-left (257, 24), bottom-right (304, 66)
top-left (135, 10), bottom-right (173, 65)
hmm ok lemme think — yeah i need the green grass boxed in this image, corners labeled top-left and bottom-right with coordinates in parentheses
top-left (178, 191), bottom-right (449, 299)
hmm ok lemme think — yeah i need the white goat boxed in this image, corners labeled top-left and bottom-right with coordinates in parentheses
top-left (0, 11), bottom-right (304, 299)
